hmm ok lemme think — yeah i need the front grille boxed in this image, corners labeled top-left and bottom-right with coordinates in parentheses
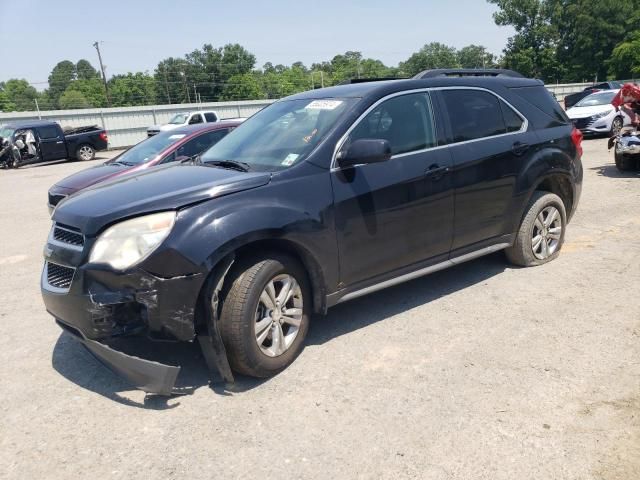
top-left (48, 193), bottom-right (67, 207)
top-left (46, 262), bottom-right (75, 289)
top-left (53, 225), bottom-right (84, 247)
top-left (573, 116), bottom-right (595, 130)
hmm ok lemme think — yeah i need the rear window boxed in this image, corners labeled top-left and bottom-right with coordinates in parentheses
top-left (509, 86), bottom-right (570, 124)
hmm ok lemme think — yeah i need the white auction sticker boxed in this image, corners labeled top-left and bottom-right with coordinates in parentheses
top-left (305, 100), bottom-right (343, 110)
top-left (168, 134), bottom-right (186, 139)
top-left (281, 153), bottom-right (299, 166)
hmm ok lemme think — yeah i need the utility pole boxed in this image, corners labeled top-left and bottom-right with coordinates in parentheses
top-left (34, 98), bottom-right (41, 119)
top-left (93, 41), bottom-right (111, 107)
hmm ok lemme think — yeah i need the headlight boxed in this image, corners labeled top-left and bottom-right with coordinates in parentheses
top-left (592, 110), bottom-right (612, 119)
top-left (89, 211), bottom-right (176, 270)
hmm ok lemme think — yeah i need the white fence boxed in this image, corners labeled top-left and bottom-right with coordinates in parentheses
top-left (0, 100), bottom-right (275, 148)
top-left (1, 80), bottom-right (636, 148)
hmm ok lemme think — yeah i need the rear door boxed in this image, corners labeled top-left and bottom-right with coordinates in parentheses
top-left (37, 125), bottom-right (67, 161)
top-left (331, 91), bottom-right (454, 287)
top-left (437, 88), bottom-right (538, 251)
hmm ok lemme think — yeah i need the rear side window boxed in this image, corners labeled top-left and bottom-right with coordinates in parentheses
top-left (500, 102), bottom-right (524, 132)
top-left (204, 112), bottom-right (218, 122)
top-left (38, 126), bottom-right (59, 139)
top-left (441, 90), bottom-right (506, 142)
top-left (509, 86), bottom-right (569, 124)
top-left (348, 92), bottom-right (437, 155)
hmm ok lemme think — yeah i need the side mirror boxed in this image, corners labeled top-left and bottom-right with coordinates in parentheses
top-left (176, 155), bottom-right (192, 163)
top-left (337, 139), bottom-right (391, 168)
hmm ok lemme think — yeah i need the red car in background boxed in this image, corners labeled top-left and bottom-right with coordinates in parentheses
top-left (47, 120), bottom-right (242, 212)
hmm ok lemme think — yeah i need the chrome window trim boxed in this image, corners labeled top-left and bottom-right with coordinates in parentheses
top-left (330, 86), bottom-right (529, 171)
top-left (48, 223), bottom-right (84, 252)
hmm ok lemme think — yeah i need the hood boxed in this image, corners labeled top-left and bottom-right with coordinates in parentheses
top-left (566, 104), bottom-right (615, 118)
top-left (53, 164), bottom-right (271, 235)
top-left (55, 163), bottom-right (130, 191)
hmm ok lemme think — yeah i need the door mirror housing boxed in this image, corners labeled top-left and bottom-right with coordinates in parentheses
top-left (338, 139), bottom-right (392, 168)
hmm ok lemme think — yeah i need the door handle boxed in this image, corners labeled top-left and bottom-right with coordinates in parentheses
top-left (56, 141), bottom-right (64, 144)
top-left (511, 141), bottom-right (529, 156)
top-left (425, 164), bottom-right (450, 181)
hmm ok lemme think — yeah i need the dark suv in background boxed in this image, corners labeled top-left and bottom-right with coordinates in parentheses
top-left (41, 69), bottom-right (583, 394)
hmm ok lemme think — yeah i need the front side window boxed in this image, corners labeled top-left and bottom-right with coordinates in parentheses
top-left (201, 98), bottom-right (356, 171)
top-left (188, 114), bottom-right (203, 125)
top-left (442, 90), bottom-right (509, 142)
top-left (346, 92), bottom-right (437, 156)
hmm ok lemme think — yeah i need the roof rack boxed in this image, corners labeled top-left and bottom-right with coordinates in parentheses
top-left (337, 77), bottom-right (406, 85)
top-left (413, 69), bottom-right (524, 79)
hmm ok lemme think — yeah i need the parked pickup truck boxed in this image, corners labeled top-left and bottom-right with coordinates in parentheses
top-left (146, 111), bottom-right (220, 137)
top-left (0, 120), bottom-right (108, 167)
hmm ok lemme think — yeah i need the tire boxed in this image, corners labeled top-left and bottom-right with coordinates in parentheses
top-left (506, 191), bottom-right (567, 267)
top-left (610, 116), bottom-right (623, 137)
top-left (76, 144), bottom-right (95, 161)
top-left (219, 255), bottom-right (311, 377)
top-left (615, 150), bottom-right (636, 172)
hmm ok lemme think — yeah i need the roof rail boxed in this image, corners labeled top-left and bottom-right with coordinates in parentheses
top-left (413, 69), bottom-right (524, 79)
top-left (337, 77), bottom-right (406, 85)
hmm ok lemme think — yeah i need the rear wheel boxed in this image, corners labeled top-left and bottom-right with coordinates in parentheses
top-left (506, 191), bottom-right (567, 267)
top-left (76, 144), bottom-right (95, 161)
top-left (219, 255), bottom-right (311, 377)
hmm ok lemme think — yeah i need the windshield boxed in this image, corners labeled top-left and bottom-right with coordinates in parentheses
top-left (111, 132), bottom-right (187, 165)
top-left (0, 127), bottom-right (15, 140)
top-left (168, 113), bottom-right (188, 124)
top-left (201, 98), bottom-right (355, 171)
top-left (575, 91), bottom-right (617, 107)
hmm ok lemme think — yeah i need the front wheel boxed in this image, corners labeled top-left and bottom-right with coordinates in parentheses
top-left (76, 144), bottom-right (95, 161)
top-left (506, 191), bottom-right (567, 267)
top-left (219, 256), bottom-right (311, 377)
top-left (610, 116), bottom-right (623, 137)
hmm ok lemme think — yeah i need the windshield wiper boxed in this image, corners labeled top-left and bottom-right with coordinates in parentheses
top-left (110, 160), bottom-right (135, 166)
top-left (204, 159), bottom-right (251, 172)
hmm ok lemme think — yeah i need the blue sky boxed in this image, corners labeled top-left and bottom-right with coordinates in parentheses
top-left (0, 0), bottom-right (514, 87)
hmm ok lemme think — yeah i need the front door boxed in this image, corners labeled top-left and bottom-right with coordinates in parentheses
top-left (37, 125), bottom-right (67, 161)
top-left (331, 92), bottom-right (454, 288)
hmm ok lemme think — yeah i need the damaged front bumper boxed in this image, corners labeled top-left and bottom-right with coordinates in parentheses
top-left (41, 257), bottom-right (206, 395)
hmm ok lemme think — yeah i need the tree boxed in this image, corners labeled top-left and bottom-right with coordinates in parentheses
top-left (48, 60), bottom-right (76, 107)
top-left (76, 59), bottom-right (99, 80)
top-left (59, 90), bottom-right (90, 109)
top-left (457, 45), bottom-right (497, 68)
top-left (399, 43), bottom-right (459, 76)
top-left (550, 0), bottom-right (640, 81)
top-left (0, 82), bottom-right (16, 112)
top-left (2, 79), bottom-right (39, 111)
top-left (64, 78), bottom-right (107, 107)
top-left (221, 73), bottom-right (264, 100)
top-left (487, 0), bottom-right (562, 80)
top-left (109, 72), bottom-right (157, 106)
top-left (608, 31), bottom-right (640, 78)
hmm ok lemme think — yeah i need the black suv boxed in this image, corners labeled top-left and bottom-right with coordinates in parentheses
top-left (42, 69), bottom-right (583, 394)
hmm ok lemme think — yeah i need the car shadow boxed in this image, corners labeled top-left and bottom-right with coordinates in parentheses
top-left (589, 164), bottom-right (640, 178)
top-left (307, 252), bottom-right (507, 346)
top-left (52, 252), bottom-right (508, 407)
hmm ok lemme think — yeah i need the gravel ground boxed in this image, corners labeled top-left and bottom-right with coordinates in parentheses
top-left (0, 140), bottom-right (638, 480)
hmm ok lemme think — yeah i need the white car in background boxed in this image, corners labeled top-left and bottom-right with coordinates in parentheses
top-left (566, 90), bottom-right (631, 136)
top-left (147, 111), bottom-right (219, 137)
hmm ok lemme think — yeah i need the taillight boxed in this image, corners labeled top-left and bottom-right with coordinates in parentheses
top-left (571, 127), bottom-right (583, 158)
top-left (99, 132), bottom-right (108, 142)
top-left (591, 89), bottom-right (601, 93)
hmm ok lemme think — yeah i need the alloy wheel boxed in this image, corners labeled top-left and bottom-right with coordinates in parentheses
top-left (79, 146), bottom-right (93, 160)
top-left (531, 206), bottom-right (562, 260)
top-left (254, 274), bottom-right (303, 357)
